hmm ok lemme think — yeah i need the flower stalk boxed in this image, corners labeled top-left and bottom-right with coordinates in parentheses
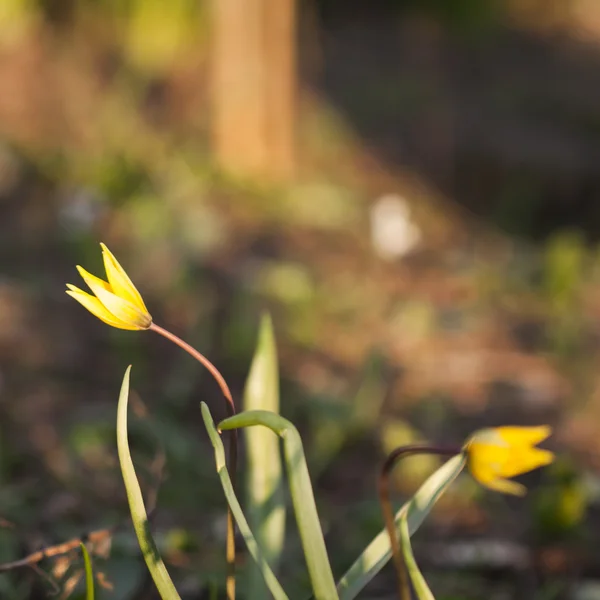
top-left (378, 445), bottom-right (459, 600)
top-left (67, 244), bottom-right (239, 599)
top-left (379, 426), bottom-right (555, 599)
top-left (149, 323), bottom-right (238, 599)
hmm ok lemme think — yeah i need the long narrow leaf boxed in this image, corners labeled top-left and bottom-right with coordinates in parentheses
top-left (399, 516), bottom-right (435, 600)
top-left (117, 366), bottom-right (181, 600)
top-left (80, 543), bottom-right (94, 600)
top-left (244, 314), bottom-right (285, 596)
top-left (201, 403), bottom-right (289, 600)
top-left (219, 411), bottom-right (338, 600)
top-left (336, 454), bottom-right (466, 599)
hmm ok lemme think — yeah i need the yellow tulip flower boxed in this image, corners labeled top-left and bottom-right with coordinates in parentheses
top-left (464, 426), bottom-right (554, 495)
top-left (66, 243), bottom-right (152, 331)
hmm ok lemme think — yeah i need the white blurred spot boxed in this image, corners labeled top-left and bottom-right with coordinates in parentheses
top-left (370, 194), bottom-right (421, 260)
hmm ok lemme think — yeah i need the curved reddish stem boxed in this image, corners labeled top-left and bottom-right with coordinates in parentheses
top-left (150, 323), bottom-right (237, 599)
top-left (378, 444), bottom-right (460, 600)
top-left (150, 323), bottom-right (235, 417)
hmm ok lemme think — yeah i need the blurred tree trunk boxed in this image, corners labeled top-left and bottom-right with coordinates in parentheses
top-left (211, 0), bottom-right (296, 181)
top-left (506, 0), bottom-right (600, 37)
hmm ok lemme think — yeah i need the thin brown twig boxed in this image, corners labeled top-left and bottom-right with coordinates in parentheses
top-left (0, 527), bottom-right (114, 572)
top-left (378, 444), bottom-right (459, 600)
top-left (149, 323), bottom-right (238, 600)
top-left (0, 504), bottom-right (163, 575)
top-left (0, 445), bottom-right (165, 575)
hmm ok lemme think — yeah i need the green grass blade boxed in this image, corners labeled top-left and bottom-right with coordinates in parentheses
top-left (219, 411), bottom-right (338, 600)
top-left (117, 366), bottom-right (181, 600)
top-left (336, 454), bottom-right (466, 600)
top-left (201, 403), bottom-right (289, 600)
top-left (244, 314), bottom-right (286, 596)
top-left (399, 516), bottom-right (435, 600)
top-left (80, 543), bottom-right (94, 600)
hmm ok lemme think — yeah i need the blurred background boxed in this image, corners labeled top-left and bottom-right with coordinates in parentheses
top-left (1, 0), bottom-right (600, 598)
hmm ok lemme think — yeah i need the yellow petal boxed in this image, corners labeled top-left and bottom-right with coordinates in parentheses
top-left (500, 448), bottom-right (555, 479)
top-left (467, 459), bottom-right (495, 487)
top-left (496, 426), bottom-right (552, 447)
top-left (464, 428), bottom-right (509, 450)
top-left (483, 477), bottom-right (527, 496)
top-left (468, 440), bottom-right (511, 464)
top-left (86, 277), bottom-right (150, 330)
top-left (467, 449), bottom-right (506, 486)
top-left (76, 266), bottom-right (112, 293)
top-left (467, 441), bottom-right (509, 472)
top-left (100, 243), bottom-right (149, 313)
top-left (78, 269), bottom-right (149, 327)
top-left (66, 287), bottom-right (139, 330)
top-left (465, 425), bottom-right (554, 496)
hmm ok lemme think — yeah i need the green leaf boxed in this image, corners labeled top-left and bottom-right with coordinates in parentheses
top-left (218, 410), bottom-right (339, 600)
top-left (80, 543), bottom-right (94, 600)
top-left (244, 314), bottom-right (286, 596)
top-left (116, 366), bottom-right (181, 600)
top-left (201, 403), bottom-right (289, 600)
top-left (336, 454), bottom-right (466, 599)
top-left (399, 516), bottom-right (435, 600)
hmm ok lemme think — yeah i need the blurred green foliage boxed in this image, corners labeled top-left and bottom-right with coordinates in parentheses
top-left (1, 0), bottom-right (599, 598)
